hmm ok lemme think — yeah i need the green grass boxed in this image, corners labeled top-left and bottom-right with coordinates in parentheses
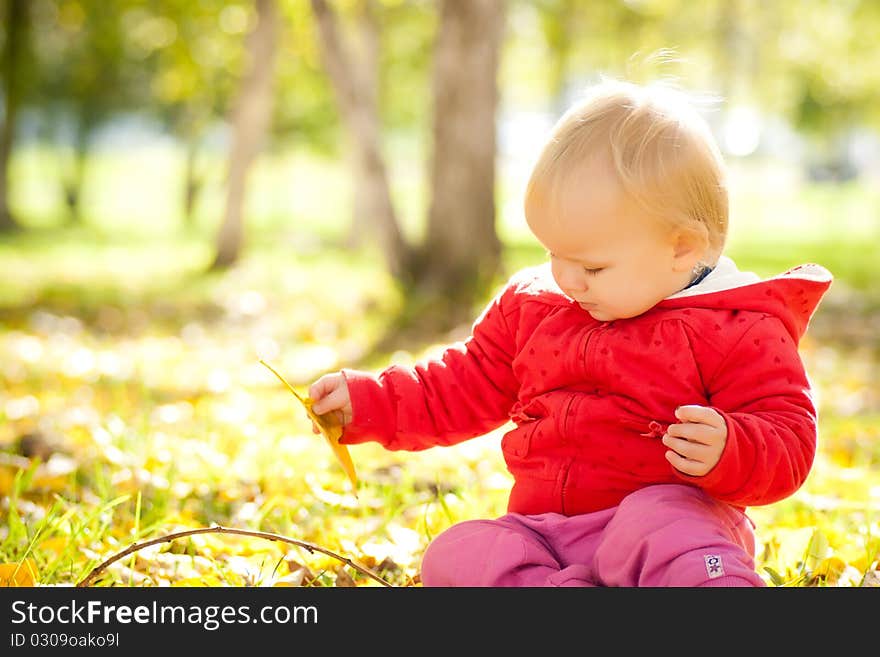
top-left (1, 148), bottom-right (878, 587)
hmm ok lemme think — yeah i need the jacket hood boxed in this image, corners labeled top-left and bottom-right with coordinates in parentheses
top-left (659, 256), bottom-right (833, 341)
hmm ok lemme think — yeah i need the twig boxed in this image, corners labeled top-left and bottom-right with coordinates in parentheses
top-left (76, 525), bottom-right (393, 588)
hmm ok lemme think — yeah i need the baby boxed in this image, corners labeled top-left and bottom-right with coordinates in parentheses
top-left (309, 78), bottom-right (832, 586)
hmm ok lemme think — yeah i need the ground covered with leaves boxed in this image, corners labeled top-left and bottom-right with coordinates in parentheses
top-left (1, 167), bottom-right (879, 587)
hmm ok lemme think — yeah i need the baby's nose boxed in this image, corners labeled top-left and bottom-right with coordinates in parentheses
top-left (564, 276), bottom-right (588, 295)
top-left (558, 270), bottom-right (586, 293)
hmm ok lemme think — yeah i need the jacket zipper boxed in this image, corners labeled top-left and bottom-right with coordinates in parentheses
top-left (581, 323), bottom-right (608, 372)
top-left (579, 327), bottom-right (595, 368)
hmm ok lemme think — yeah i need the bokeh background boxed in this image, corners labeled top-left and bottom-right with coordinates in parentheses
top-left (1, 0), bottom-right (878, 587)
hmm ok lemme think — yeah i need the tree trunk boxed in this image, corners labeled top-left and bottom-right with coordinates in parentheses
top-left (62, 116), bottom-right (90, 225)
top-left (421, 0), bottom-right (504, 299)
top-left (183, 135), bottom-right (202, 229)
top-left (310, 0), bottom-right (412, 282)
top-left (61, 161), bottom-right (82, 225)
top-left (539, 0), bottom-right (576, 115)
top-left (345, 0), bottom-right (381, 251)
top-left (211, 0), bottom-right (279, 270)
top-left (0, 0), bottom-right (27, 232)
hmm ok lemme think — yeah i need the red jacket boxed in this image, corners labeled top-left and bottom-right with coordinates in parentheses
top-left (341, 257), bottom-right (832, 516)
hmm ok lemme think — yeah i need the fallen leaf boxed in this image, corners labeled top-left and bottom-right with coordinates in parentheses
top-left (376, 556), bottom-right (402, 575)
top-left (172, 575), bottom-right (225, 587)
top-left (0, 560), bottom-right (38, 587)
top-left (273, 565), bottom-right (315, 587)
top-left (812, 556), bottom-right (847, 584)
top-left (334, 567), bottom-right (356, 587)
top-left (260, 359), bottom-right (358, 491)
top-left (861, 570), bottom-right (880, 588)
top-left (32, 454), bottom-right (78, 491)
top-left (38, 537), bottom-right (70, 556)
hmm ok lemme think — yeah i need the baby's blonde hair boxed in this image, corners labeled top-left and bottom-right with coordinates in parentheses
top-left (525, 78), bottom-right (728, 259)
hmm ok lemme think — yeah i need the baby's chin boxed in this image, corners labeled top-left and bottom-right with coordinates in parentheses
top-left (581, 304), bottom-right (647, 322)
top-left (580, 305), bottom-right (616, 322)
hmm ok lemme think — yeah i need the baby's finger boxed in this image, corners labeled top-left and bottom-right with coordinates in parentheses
top-left (665, 422), bottom-right (719, 446)
top-left (308, 374), bottom-right (337, 402)
top-left (662, 434), bottom-right (714, 461)
top-left (311, 385), bottom-right (347, 416)
top-left (664, 449), bottom-right (710, 477)
top-left (674, 405), bottom-right (723, 427)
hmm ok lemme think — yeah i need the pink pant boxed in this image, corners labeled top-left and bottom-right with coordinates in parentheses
top-left (420, 484), bottom-right (765, 587)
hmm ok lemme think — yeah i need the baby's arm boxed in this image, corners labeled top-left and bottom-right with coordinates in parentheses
top-left (309, 285), bottom-right (521, 451)
top-left (675, 315), bottom-right (818, 506)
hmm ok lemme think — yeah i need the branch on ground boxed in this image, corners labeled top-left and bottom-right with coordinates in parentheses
top-left (76, 525), bottom-right (394, 588)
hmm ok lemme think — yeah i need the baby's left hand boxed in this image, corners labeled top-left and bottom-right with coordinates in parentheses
top-left (662, 405), bottom-right (728, 477)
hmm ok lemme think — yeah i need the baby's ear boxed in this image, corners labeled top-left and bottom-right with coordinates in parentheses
top-left (671, 225), bottom-right (709, 270)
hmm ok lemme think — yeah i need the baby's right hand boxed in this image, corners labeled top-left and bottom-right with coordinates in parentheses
top-left (308, 372), bottom-right (353, 433)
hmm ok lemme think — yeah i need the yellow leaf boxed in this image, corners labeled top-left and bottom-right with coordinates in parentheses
top-left (0, 468), bottom-right (16, 497)
top-left (38, 537), bottom-right (69, 556)
top-left (31, 454), bottom-right (77, 491)
top-left (272, 566), bottom-right (314, 587)
top-left (772, 527), bottom-right (815, 576)
top-left (805, 528), bottom-right (830, 571)
top-left (171, 575), bottom-right (224, 587)
top-left (813, 556), bottom-right (847, 584)
top-left (0, 560), bottom-right (38, 587)
top-left (260, 359), bottom-right (358, 492)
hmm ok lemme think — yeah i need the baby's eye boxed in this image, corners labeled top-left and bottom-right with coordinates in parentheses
top-left (583, 267), bottom-right (604, 276)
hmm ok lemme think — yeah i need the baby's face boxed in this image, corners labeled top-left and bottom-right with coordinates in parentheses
top-left (525, 158), bottom-right (700, 322)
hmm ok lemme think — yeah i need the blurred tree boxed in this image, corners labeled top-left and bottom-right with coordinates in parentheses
top-left (534, 0), bottom-right (578, 112)
top-left (420, 0), bottom-right (505, 300)
top-left (781, 0), bottom-right (880, 150)
top-left (211, 0), bottom-right (279, 270)
top-left (542, 0), bottom-right (880, 153)
top-left (146, 0), bottom-right (244, 229)
top-left (310, 0), bottom-right (410, 279)
top-left (32, 0), bottom-right (141, 225)
top-left (343, 0), bottom-right (380, 251)
top-left (521, 1), bottom-right (680, 120)
top-left (300, 0), bottom-right (432, 249)
top-left (311, 0), bottom-right (505, 317)
top-left (272, 0), bottom-right (386, 156)
top-left (3, 0), bottom-right (877, 247)
top-left (0, 0), bottom-right (30, 232)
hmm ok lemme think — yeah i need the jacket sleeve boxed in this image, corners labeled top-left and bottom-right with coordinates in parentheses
top-left (338, 284), bottom-right (521, 451)
top-left (677, 315), bottom-right (818, 506)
